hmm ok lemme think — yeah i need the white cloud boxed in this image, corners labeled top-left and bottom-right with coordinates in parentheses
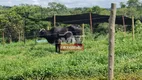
top-left (1, 0), bottom-right (142, 8)
top-left (38, 0), bottom-right (128, 8)
top-left (32, 0), bottom-right (40, 5)
top-left (8, 0), bottom-right (12, 5)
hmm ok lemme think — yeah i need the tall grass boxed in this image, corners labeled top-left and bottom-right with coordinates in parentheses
top-left (0, 32), bottom-right (142, 80)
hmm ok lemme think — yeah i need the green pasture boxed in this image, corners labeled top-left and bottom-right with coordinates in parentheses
top-left (0, 32), bottom-right (142, 80)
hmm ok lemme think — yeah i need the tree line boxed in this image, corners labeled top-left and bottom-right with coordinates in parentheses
top-left (0, 0), bottom-right (142, 42)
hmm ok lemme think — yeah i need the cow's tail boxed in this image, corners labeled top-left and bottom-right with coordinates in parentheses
top-left (59, 31), bottom-right (73, 37)
top-left (58, 31), bottom-right (74, 43)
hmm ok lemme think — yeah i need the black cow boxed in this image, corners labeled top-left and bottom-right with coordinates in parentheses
top-left (39, 25), bottom-right (82, 53)
top-left (39, 25), bottom-right (82, 44)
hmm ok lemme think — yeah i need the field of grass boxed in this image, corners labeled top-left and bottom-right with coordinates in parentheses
top-left (0, 32), bottom-right (142, 80)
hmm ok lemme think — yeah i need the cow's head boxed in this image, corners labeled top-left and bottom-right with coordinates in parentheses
top-left (39, 28), bottom-right (55, 44)
top-left (39, 28), bottom-right (49, 37)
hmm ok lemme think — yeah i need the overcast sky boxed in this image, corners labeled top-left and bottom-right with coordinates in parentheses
top-left (0, 0), bottom-right (139, 8)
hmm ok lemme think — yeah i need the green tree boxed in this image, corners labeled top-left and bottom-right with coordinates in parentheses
top-left (92, 6), bottom-right (102, 14)
top-left (70, 8), bottom-right (83, 14)
top-left (127, 0), bottom-right (141, 7)
top-left (120, 2), bottom-right (126, 8)
top-left (47, 2), bottom-right (69, 15)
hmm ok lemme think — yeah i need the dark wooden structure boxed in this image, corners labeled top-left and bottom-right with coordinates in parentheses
top-left (41, 13), bottom-right (134, 25)
top-left (28, 13), bottom-right (136, 53)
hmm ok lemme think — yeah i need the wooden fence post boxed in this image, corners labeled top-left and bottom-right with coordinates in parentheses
top-left (122, 15), bottom-right (126, 37)
top-left (108, 3), bottom-right (116, 80)
top-left (18, 31), bottom-right (21, 42)
top-left (47, 26), bottom-right (50, 30)
top-left (132, 16), bottom-right (135, 40)
top-left (54, 14), bottom-right (56, 27)
top-left (34, 31), bottom-right (37, 45)
top-left (9, 35), bottom-right (12, 43)
top-left (23, 17), bottom-right (26, 44)
top-left (82, 23), bottom-right (85, 42)
top-left (2, 30), bottom-right (5, 46)
top-left (89, 13), bottom-right (93, 33)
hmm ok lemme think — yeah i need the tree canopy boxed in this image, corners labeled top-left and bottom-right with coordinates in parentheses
top-left (0, 0), bottom-right (142, 42)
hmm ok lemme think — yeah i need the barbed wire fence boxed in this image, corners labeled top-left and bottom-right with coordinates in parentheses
top-left (0, 12), bottom-right (129, 47)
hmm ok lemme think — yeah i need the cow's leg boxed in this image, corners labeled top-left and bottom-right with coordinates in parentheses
top-left (66, 37), bottom-right (71, 43)
top-left (67, 36), bottom-right (76, 43)
top-left (55, 40), bottom-right (58, 53)
top-left (55, 39), bottom-right (61, 53)
top-left (75, 36), bottom-right (81, 44)
top-left (58, 39), bottom-right (61, 53)
top-left (55, 43), bottom-right (57, 53)
top-left (71, 36), bottom-right (76, 43)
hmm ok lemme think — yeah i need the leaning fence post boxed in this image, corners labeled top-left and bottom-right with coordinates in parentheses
top-left (108, 3), bottom-right (116, 80)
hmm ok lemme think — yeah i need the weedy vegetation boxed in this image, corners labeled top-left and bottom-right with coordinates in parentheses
top-left (0, 28), bottom-right (142, 80)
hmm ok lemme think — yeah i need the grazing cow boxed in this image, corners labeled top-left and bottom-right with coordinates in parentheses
top-left (39, 25), bottom-right (82, 53)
